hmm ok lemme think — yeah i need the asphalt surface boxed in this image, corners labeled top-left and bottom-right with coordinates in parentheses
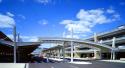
top-left (28, 61), bottom-right (125, 68)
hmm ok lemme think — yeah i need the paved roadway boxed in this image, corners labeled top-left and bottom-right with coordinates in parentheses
top-left (28, 61), bottom-right (125, 68)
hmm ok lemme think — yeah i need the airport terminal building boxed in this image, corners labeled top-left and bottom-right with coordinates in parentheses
top-left (0, 31), bottom-right (40, 63)
top-left (42, 25), bottom-right (125, 60)
top-left (0, 25), bottom-right (125, 62)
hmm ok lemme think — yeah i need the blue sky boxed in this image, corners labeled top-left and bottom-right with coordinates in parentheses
top-left (0, 0), bottom-right (125, 42)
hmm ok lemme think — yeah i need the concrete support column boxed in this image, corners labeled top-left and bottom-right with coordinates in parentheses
top-left (74, 53), bottom-right (80, 58)
top-left (62, 44), bottom-right (65, 62)
top-left (111, 50), bottom-right (115, 60)
top-left (71, 41), bottom-right (74, 62)
top-left (111, 51), bottom-right (112, 60)
top-left (94, 50), bottom-right (101, 59)
top-left (94, 50), bottom-right (96, 59)
top-left (94, 33), bottom-right (98, 42)
top-left (58, 48), bottom-right (60, 59)
top-left (87, 53), bottom-right (89, 58)
top-left (99, 51), bottom-right (102, 59)
top-left (112, 37), bottom-right (116, 48)
top-left (49, 51), bottom-right (52, 57)
top-left (111, 37), bottom-right (116, 60)
top-left (74, 47), bottom-right (80, 58)
top-left (70, 24), bottom-right (74, 62)
top-left (112, 51), bottom-right (115, 60)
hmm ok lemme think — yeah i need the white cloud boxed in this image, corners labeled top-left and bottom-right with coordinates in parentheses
top-left (36, 0), bottom-right (51, 5)
top-left (38, 19), bottom-right (48, 25)
top-left (6, 12), bottom-right (14, 17)
top-left (107, 9), bottom-right (115, 14)
top-left (64, 34), bottom-right (79, 39)
top-left (19, 36), bottom-right (38, 42)
top-left (28, 37), bottom-right (38, 42)
top-left (106, 7), bottom-right (115, 14)
top-left (18, 14), bottom-right (26, 20)
top-left (7, 34), bottom-right (38, 42)
top-left (60, 8), bottom-right (120, 38)
top-left (62, 31), bottom-right (87, 39)
top-left (0, 14), bottom-right (15, 28)
top-left (60, 20), bottom-right (72, 25)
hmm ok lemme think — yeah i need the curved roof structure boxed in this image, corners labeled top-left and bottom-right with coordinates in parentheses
top-left (38, 37), bottom-right (114, 52)
top-left (0, 36), bottom-right (114, 52)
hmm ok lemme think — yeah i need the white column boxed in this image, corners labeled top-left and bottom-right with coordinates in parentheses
top-left (94, 33), bottom-right (98, 42)
top-left (112, 37), bottom-right (116, 48)
top-left (99, 40), bottom-right (102, 59)
top-left (99, 50), bottom-right (102, 59)
top-left (62, 43), bottom-right (65, 62)
top-left (70, 26), bottom-right (74, 62)
top-left (112, 37), bottom-right (116, 60)
top-left (94, 50), bottom-right (96, 59)
top-left (71, 41), bottom-right (73, 62)
top-left (58, 48), bottom-right (60, 59)
top-left (112, 51), bottom-right (115, 60)
top-left (111, 51), bottom-right (113, 60)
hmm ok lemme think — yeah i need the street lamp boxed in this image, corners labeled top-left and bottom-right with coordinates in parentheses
top-left (70, 25), bottom-right (73, 62)
top-left (2, 23), bottom-right (17, 63)
top-left (13, 25), bottom-right (17, 63)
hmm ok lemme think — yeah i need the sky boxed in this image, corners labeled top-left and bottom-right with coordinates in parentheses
top-left (0, 0), bottom-right (125, 42)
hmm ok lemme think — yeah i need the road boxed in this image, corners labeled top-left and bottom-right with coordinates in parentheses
top-left (28, 61), bottom-right (125, 68)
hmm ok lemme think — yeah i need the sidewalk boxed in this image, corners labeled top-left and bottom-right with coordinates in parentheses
top-left (100, 60), bottom-right (125, 63)
top-left (0, 63), bottom-right (26, 68)
top-left (48, 58), bottom-right (92, 64)
top-left (69, 61), bottom-right (92, 64)
top-left (48, 58), bottom-right (63, 62)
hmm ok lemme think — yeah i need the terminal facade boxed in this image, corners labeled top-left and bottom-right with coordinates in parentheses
top-left (42, 25), bottom-right (125, 60)
top-left (0, 31), bottom-right (40, 63)
top-left (0, 25), bottom-right (125, 62)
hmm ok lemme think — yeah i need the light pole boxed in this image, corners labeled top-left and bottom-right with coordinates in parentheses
top-left (13, 25), bottom-right (17, 63)
top-left (70, 26), bottom-right (73, 62)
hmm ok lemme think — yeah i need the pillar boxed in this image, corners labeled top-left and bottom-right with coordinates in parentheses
top-left (111, 51), bottom-right (113, 60)
top-left (71, 41), bottom-right (74, 62)
top-left (112, 51), bottom-right (115, 60)
top-left (74, 53), bottom-right (80, 58)
top-left (58, 48), bottom-right (61, 59)
top-left (62, 44), bottom-right (65, 62)
top-left (94, 50), bottom-right (101, 59)
top-left (112, 37), bottom-right (116, 60)
top-left (94, 33), bottom-right (98, 42)
top-left (94, 50), bottom-right (96, 59)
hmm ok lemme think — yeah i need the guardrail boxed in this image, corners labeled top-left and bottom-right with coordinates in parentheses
top-left (102, 37), bottom-right (125, 43)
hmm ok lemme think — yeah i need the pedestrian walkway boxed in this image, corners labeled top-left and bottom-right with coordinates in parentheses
top-left (49, 58), bottom-right (63, 62)
top-left (0, 63), bottom-right (25, 68)
top-left (69, 61), bottom-right (92, 64)
top-left (100, 60), bottom-right (125, 63)
top-left (48, 58), bottom-right (92, 64)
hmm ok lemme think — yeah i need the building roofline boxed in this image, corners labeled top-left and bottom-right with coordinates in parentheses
top-left (86, 25), bottom-right (125, 40)
top-left (0, 31), bottom-right (13, 42)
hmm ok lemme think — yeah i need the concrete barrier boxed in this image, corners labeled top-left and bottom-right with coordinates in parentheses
top-left (120, 58), bottom-right (125, 61)
top-left (0, 63), bottom-right (26, 68)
